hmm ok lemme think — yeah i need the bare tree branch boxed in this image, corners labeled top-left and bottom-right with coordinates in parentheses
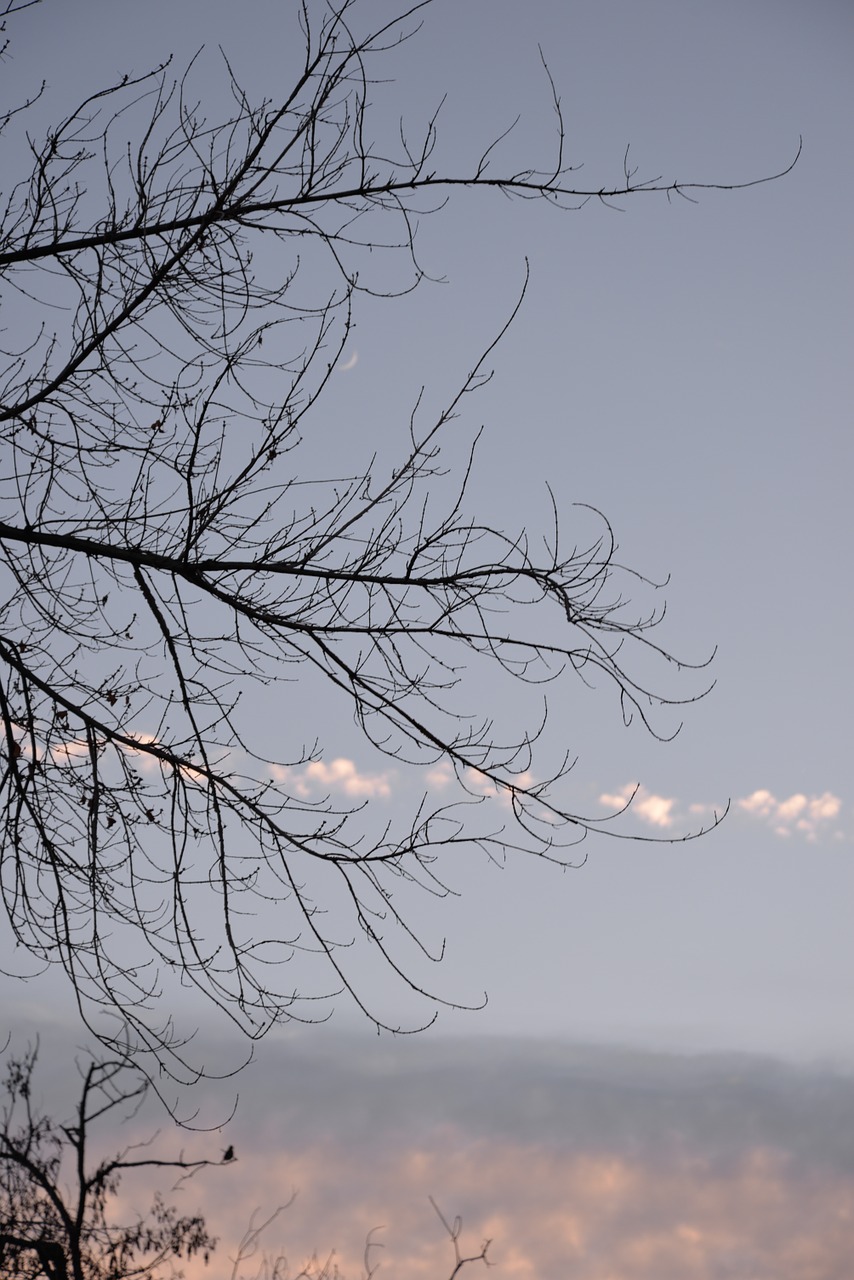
top-left (0, 0), bottom-right (789, 1075)
top-left (0, 1043), bottom-right (220, 1280)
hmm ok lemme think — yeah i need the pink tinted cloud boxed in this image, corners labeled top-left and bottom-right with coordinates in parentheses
top-left (599, 783), bottom-right (675, 829)
top-left (185, 1135), bottom-right (854, 1280)
top-left (738, 788), bottom-right (843, 840)
top-left (20, 1026), bottom-right (854, 1280)
top-left (600, 783), bottom-right (844, 841)
top-left (271, 756), bottom-right (393, 799)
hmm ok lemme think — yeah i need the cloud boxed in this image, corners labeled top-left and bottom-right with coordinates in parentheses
top-left (304, 757), bottom-right (392, 798)
top-left (11, 726), bottom-right (175, 776)
top-left (738, 789), bottom-right (776, 818)
top-left (424, 762), bottom-right (537, 813)
top-left (120, 731), bottom-right (167, 774)
top-left (600, 783), bottom-right (845, 841)
top-left (139, 1033), bottom-right (854, 1280)
top-left (738, 788), bottom-right (843, 841)
top-left (32, 728), bottom-right (207, 782)
top-left (10, 1019), bottom-right (854, 1280)
top-left (634, 792), bottom-right (675, 828)
top-left (425, 761), bottom-right (454, 790)
top-left (271, 756), bottom-right (393, 799)
top-left (599, 783), bottom-right (676, 829)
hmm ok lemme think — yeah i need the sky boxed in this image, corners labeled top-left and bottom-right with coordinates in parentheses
top-left (2, 0), bottom-right (853, 1276)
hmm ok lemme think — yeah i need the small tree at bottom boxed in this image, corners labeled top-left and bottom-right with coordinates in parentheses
top-left (0, 1043), bottom-right (222, 1280)
top-left (0, 1042), bottom-right (491, 1280)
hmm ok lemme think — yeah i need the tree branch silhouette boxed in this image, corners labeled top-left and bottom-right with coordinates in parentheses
top-left (0, 0), bottom-right (788, 1076)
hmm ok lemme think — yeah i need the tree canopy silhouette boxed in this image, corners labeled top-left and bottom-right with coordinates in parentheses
top-left (0, 0), bottom-right (796, 1075)
top-left (0, 1042), bottom-right (219, 1280)
top-left (0, 1040), bottom-right (489, 1280)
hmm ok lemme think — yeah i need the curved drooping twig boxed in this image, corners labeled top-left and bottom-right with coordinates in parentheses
top-left (0, 0), bottom-right (777, 1075)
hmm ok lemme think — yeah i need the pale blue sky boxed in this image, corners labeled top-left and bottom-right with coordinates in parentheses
top-left (3, 4), bottom-right (854, 1275)
top-left (3, 0), bottom-right (852, 1063)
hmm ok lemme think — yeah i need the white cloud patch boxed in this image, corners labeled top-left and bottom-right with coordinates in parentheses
top-left (425, 761), bottom-right (454, 790)
top-left (634, 792), bottom-right (675, 828)
top-left (738, 789), bottom-right (843, 841)
top-left (425, 762), bottom-right (537, 811)
top-left (464, 767), bottom-right (534, 800)
top-left (48, 736), bottom-right (91, 765)
top-left (599, 783), bottom-right (676, 829)
top-left (13, 726), bottom-right (169, 775)
top-left (600, 783), bottom-right (844, 841)
top-left (121, 731), bottom-right (168, 775)
top-left (688, 802), bottom-right (719, 817)
top-left (272, 756), bottom-right (393, 799)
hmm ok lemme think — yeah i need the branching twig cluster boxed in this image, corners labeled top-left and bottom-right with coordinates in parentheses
top-left (0, 1042), bottom-right (221, 1280)
top-left (228, 1198), bottom-right (490, 1280)
top-left (0, 0), bottom-right (791, 1073)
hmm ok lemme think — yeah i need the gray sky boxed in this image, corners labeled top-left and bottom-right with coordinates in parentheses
top-left (2, 0), bottom-right (853, 1274)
